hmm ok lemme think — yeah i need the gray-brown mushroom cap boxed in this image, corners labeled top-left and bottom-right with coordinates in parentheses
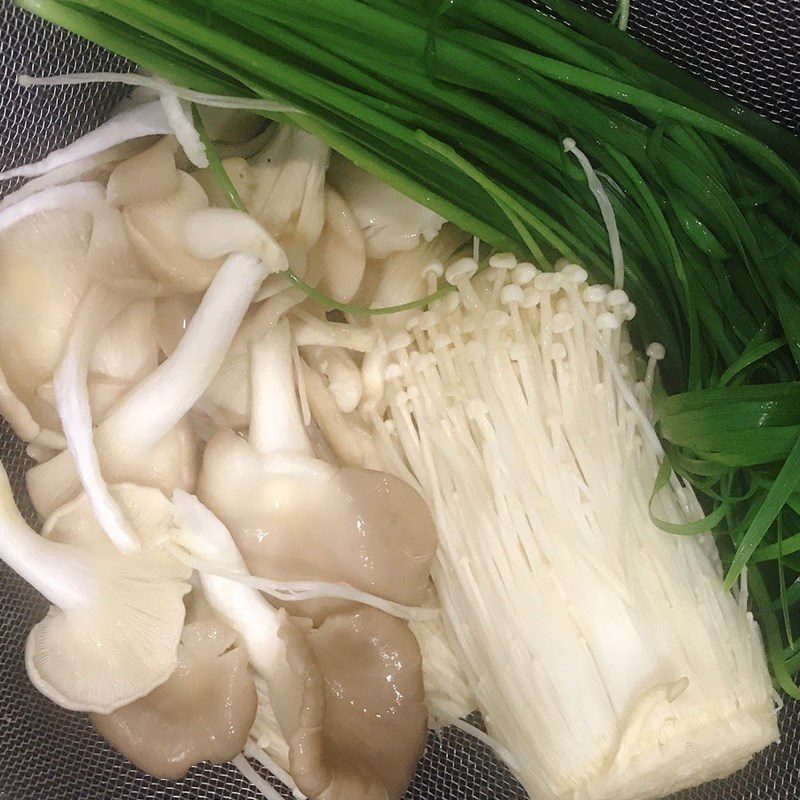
top-left (91, 618), bottom-right (257, 780)
top-left (279, 607), bottom-right (428, 800)
top-left (199, 430), bottom-right (438, 622)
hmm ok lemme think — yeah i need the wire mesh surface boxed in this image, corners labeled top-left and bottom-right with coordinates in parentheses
top-left (1, 0), bottom-right (799, 798)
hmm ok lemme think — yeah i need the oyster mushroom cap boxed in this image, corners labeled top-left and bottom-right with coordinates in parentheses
top-left (42, 482), bottom-right (183, 559)
top-left (89, 298), bottom-right (159, 385)
top-left (0, 209), bottom-right (92, 435)
top-left (26, 417), bottom-right (198, 520)
top-left (247, 124), bottom-right (329, 254)
top-left (198, 430), bottom-right (438, 622)
top-left (0, 208), bottom-right (89, 382)
top-left (193, 156), bottom-right (250, 210)
top-left (91, 618), bottom-right (257, 779)
top-left (0, 191), bottom-right (157, 448)
top-left (0, 461), bottom-right (189, 714)
top-left (309, 187), bottom-right (366, 304)
top-left (24, 543), bottom-right (190, 714)
top-left (123, 171), bottom-right (222, 294)
top-left (106, 137), bottom-right (179, 207)
top-left (282, 608), bottom-right (428, 800)
top-left (328, 156), bottom-right (445, 260)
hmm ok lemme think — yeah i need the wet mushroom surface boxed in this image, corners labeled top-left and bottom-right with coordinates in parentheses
top-left (91, 618), bottom-right (258, 780)
top-left (281, 607), bottom-right (428, 800)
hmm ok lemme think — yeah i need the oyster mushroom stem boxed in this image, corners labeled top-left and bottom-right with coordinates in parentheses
top-left (54, 283), bottom-right (135, 552)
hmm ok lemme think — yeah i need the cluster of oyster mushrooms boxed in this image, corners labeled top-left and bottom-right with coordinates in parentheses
top-left (0, 103), bottom-right (476, 798)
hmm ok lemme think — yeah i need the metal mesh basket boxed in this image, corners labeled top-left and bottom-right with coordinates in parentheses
top-left (1, 1), bottom-right (798, 798)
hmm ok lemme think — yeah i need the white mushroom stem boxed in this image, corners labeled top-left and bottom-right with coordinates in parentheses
top-left (171, 491), bottom-right (287, 678)
top-left (109, 252), bottom-right (269, 452)
top-left (0, 141), bottom-right (143, 211)
top-left (18, 73), bottom-right (296, 113)
top-left (422, 260), bottom-right (444, 295)
top-left (249, 320), bottom-right (313, 458)
top-left (445, 257), bottom-right (481, 309)
top-left (0, 463), bottom-right (88, 608)
top-left (0, 100), bottom-right (171, 181)
top-left (54, 284), bottom-right (137, 553)
top-left (184, 208), bottom-right (290, 269)
top-left (158, 92), bottom-right (208, 168)
top-left (291, 310), bottom-right (376, 352)
top-left (563, 137), bottom-right (625, 290)
top-left (302, 346), bottom-right (363, 414)
top-left (301, 363), bottom-right (383, 471)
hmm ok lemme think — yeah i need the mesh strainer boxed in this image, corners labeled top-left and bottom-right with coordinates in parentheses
top-left (1, 1), bottom-right (798, 798)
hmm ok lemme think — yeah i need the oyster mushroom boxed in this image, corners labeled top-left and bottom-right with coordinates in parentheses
top-left (299, 608), bottom-right (428, 800)
top-left (247, 123), bottom-right (329, 253)
top-left (123, 171), bottom-right (222, 293)
top-left (89, 298), bottom-right (158, 385)
top-left (308, 188), bottom-right (366, 304)
top-left (329, 156), bottom-right (446, 259)
top-left (91, 618), bottom-right (258, 780)
top-left (106, 136), bottom-right (179, 207)
top-left (193, 156), bottom-right (251, 210)
top-left (42, 482), bottom-right (176, 553)
top-left (27, 250), bottom-right (284, 529)
top-left (0, 461), bottom-right (189, 713)
top-left (198, 320), bottom-right (437, 622)
top-left (172, 491), bottom-right (427, 800)
top-left (0, 183), bottom-right (156, 449)
top-left (300, 361), bottom-right (382, 470)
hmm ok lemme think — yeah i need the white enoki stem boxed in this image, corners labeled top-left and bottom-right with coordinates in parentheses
top-left (563, 138), bottom-right (625, 290)
top-left (167, 543), bottom-right (439, 622)
top-left (232, 755), bottom-right (285, 800)
top-left (18, 73), bottom-right (298, 113)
